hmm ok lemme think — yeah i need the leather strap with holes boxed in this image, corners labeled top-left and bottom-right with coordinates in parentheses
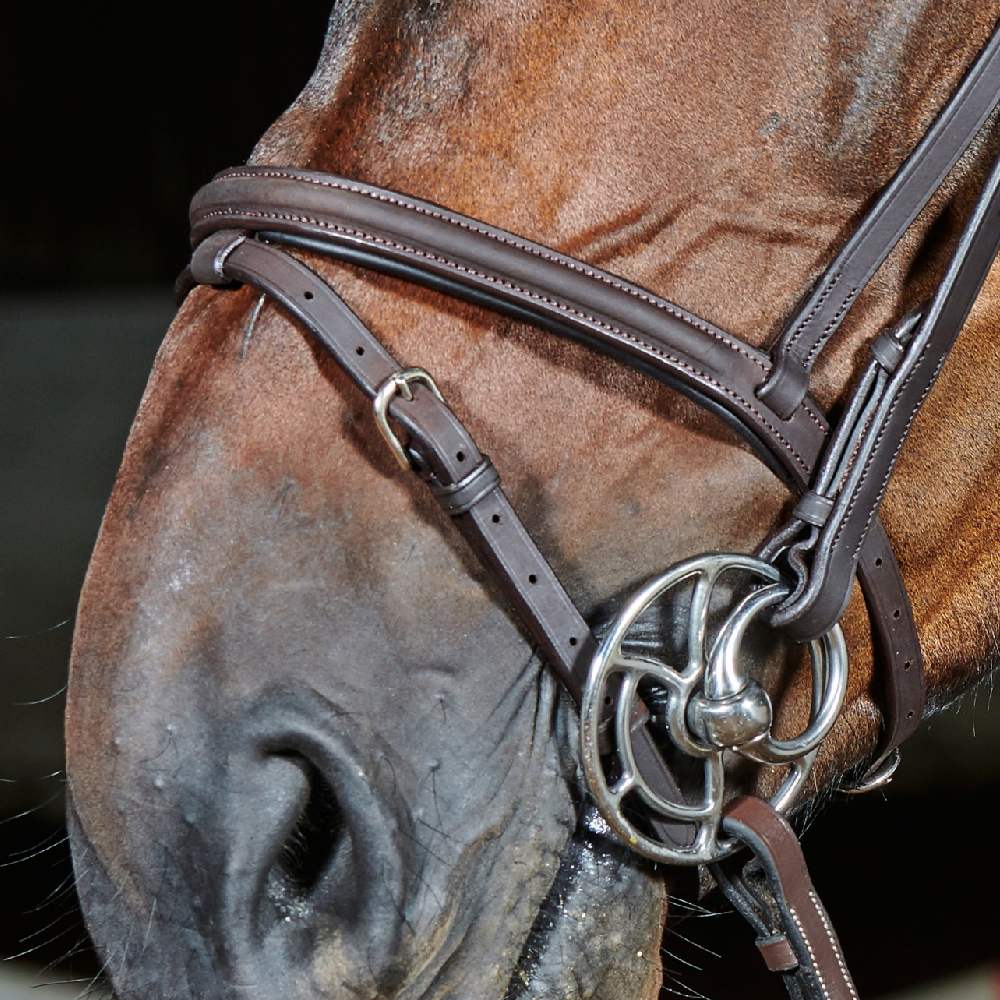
top-left (184, 166), bottom-right (925, 762)
top-left (764, 148), bottom-right (1000, 661)
top-left (187, 230), bottom-right (694, 849)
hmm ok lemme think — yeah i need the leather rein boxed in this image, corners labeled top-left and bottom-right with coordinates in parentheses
top-left (178, 20), bottom-right (1000, 999)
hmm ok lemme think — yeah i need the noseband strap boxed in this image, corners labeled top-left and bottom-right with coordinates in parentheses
top-left (191, 230), bottom-right (694, 849)
top-left (179, 18), bottom-right (1000, 994)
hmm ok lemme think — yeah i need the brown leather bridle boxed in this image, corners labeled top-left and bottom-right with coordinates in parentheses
top-left (178, 18), bottom-right (1000, 999)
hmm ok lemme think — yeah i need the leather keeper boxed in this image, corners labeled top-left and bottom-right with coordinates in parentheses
top-left (870, 332), bottom-right (906, 371)
top-left (792, 490), bottom-right (834, 528)
top-left (756, 934), bottom-right (799, 972)
top-left (189, 230), bottom-right (248, 285)
top-left (431, 458), bottom-right (501, 516)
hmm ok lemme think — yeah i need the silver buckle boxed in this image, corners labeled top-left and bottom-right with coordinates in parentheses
top-left (579, 553), bottom-right (848, 865)
top-left (373, 367), bottom-right (444, 470)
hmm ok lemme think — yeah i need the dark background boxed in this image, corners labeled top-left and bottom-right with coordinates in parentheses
top-left (2, 5), bottom-right (998, 998)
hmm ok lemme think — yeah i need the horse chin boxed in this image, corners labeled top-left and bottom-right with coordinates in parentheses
top-left (501, 816), bottom-right (668, 1000)
top-left (68, 800), bottom-right (666, 1000)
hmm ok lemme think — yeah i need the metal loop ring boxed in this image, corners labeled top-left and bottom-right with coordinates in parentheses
top-left (580, 552), bottom-right (849, 866)
top-left (840, 747), bottom-right (902, 795)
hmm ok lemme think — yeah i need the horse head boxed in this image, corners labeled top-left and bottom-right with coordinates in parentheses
top-left (66, 2), bottom-right (1000, 997)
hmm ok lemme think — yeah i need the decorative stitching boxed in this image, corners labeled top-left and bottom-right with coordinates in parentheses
top-left (785, 271), bottom-right (841, 354)
top-left (805, 286), bottom-right (858, 365)
top-left (208, 170), bottom-right (829, 430)
top-left (808, 891), bottom-right (859, 1000)
top-left (826, 322), bottom-right (940, 556)
top-left (212, 168), bottom-right (768, 369)
top-left (787, 905), bottom-right (831, 1000)
top-left (843, 354), bottom-right (945, 560)
top-left (777, 41), bottom-right (995, 372)
top-left (800, 401), bottom-right (827, 430)
top-left (200, 206), bottom-right (815, 475)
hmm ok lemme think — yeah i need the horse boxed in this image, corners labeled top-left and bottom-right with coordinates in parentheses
top-left (65, 1), bottom-right (1000, 997)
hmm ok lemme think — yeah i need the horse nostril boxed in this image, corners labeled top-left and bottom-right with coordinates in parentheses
top-left (267, 751), bottom-right (344, 903)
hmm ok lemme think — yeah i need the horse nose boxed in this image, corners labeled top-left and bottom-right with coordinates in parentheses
top-left (261, 750), bottom-right (344, 907)
top-left (194, 688), bottom-right (411, 993)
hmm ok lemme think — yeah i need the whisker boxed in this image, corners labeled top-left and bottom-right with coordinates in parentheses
top-left (1, 834), bottom-right (69, 868)
top-left (34, 932), bottom-right (97, 982)
top-left (0, 792), bottom-right (63, 827)
top-left (17, 908), bottom-right (74, 946)
top-left (8, 828), bottom-right (66, 858)
top-left (4, 918), bottom-right (82, 961)
top-left (27, 871), bottom-right (79, 914)
top-left (4, 618), bottom-right (72, 641)
top-left (660, 944), bottom-right (703, 972)
top-left (659, 974), bottom-right (712, 1000)
top-left (32, 978), bottom-right (99, 987)
top-left (71, 950), bottom-right (114, 1000)
top-left (665, 924), bottom-right (722, 959)
top-left (13, 686), bottom-right (68, 707)
top-left (669, 895), bottom-right (722, 917)
top-left (140, 899), bottom-right (158, 957)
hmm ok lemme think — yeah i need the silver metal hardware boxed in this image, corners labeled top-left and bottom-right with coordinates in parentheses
top-left (840, 747), bottom-right (901, 795)
top-left (687, 678), bottom-right (772, 748)
top-left (579, 552), bottom-right (848, 865)
top-left (373, 367), bottom-right (444, 470)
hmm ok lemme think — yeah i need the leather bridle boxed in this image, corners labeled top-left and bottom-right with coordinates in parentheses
top-left (177, 18), bottom-right (1000, 999)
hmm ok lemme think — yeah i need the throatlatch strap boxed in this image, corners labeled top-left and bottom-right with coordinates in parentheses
top-left (759, 15), bottom-right (1000, 418)
top-left (717, 797), bottom-right (860, 1000)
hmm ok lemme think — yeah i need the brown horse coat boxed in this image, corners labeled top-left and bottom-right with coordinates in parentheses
top-left (67, 3), bottom-right (1000, 997)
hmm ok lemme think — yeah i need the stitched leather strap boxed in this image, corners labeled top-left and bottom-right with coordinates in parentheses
top-left (194, 231), bottom-right (694, 849)
top-left (766, 148), bottom-right (1000, 660)
top-left (718, 797), bottom-right (860, 1000)
top-left (856, 521), bottom-right (926, 757)
top-left (188, 168), bottom-right (828, 476)
top-left (186, 167), bottom-right (924, 757)
top-left (759, 16), bottom-right (1000, 417)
